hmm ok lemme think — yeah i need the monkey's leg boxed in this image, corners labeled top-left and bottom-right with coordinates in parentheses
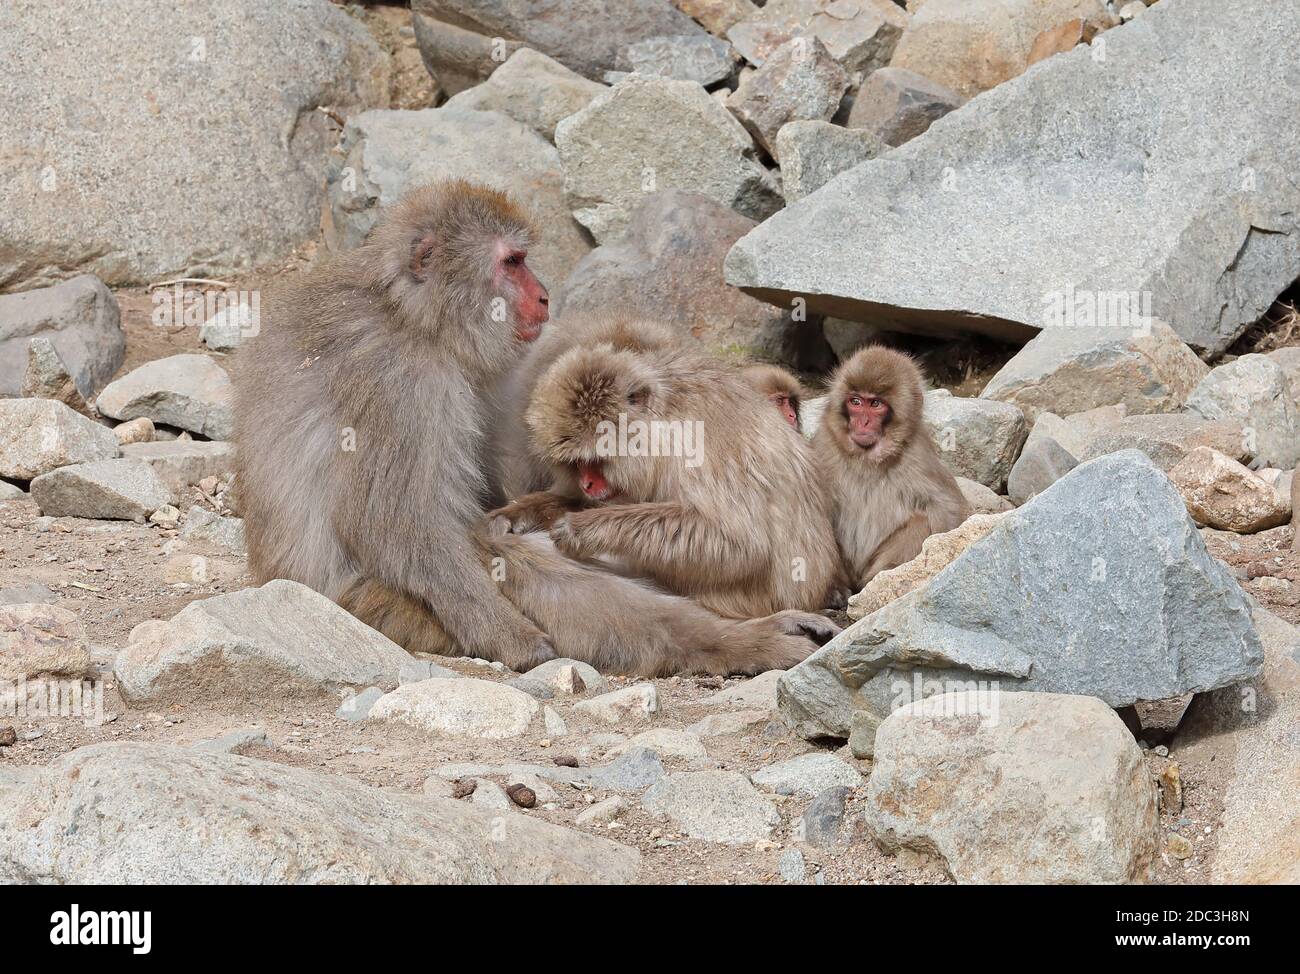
top-left (862, 512), bottom-right (931, 583)
top-left (337, 579), bottom-right (457, 656)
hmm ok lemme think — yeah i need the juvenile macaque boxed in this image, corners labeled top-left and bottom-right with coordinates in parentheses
top-left (814, 345), bottom-right (969, 587)
top-left (495, 322), bottom-right (844, 618)
top-left (742, 364), bottom-right (804, 432)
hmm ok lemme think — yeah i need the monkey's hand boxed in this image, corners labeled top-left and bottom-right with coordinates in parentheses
top-left (548, 512), bottom-right (593, 559)
top-left (497, 624), bottom-right (559, 672)
top-left (488, 492), bottom-right (580, 534)
top-left (766, 609), bottom-right (842, 646)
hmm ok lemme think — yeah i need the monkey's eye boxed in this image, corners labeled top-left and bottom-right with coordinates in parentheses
top-left (504, 252), bottom-right (524, 266)
top-left (868, 398), bottom-right (884, 409)
top-left (848, 396), bottom-right (863, 408)
top-left (627, 387), bottom-right (650, 407)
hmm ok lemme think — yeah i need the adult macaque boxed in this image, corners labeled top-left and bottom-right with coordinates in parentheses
top-left (495, 324), bottom-right (844, 618)
top-left (742, 364), bottom-right (804, 432)
top-left (814, 345), bottom-right (968, 587)
top-left (235, 180), bottom-right (558, 670)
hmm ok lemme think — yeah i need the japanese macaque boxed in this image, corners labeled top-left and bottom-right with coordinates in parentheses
top-left (814, 345), bottom-right (969, 587)
top-left (742, 364), bottom-right (804, 432)
top-left (235, 181), bottom-right (831, 676)
top-left (493, 323), bottom-right (844, 618)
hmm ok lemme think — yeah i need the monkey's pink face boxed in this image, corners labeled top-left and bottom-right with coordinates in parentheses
top-left (772, 393), bottom-right (800, 431)
top-left (845, 392), bottom-right (890, 449)
top-left (495, 242), bottom-right (549, 342)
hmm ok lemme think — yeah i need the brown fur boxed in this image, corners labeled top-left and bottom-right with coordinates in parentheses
top-left (498, 321), bottom-right (844, 618)
top-left (742, 364), bottom-right (804, 426)
top-left (814, 345), bottom-right (969, 587)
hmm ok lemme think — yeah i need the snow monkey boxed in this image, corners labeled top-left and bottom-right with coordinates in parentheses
top-left (742, 364), bottom-right (804, 432)
top-left (814, 345), bottom-right (969, 587)
top-left (492, 318), bottom-right (845, 619)
top-left (235, 182), bottom-right (832, 675)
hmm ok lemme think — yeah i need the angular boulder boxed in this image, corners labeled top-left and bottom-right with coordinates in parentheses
top-left (778, 451), bottom-right (1264, 738)
top-left (923, 389), bottom-right (1028, 491)
top-left (1006, 436), bottom-right (1077, 506)
top-left (866, 691), bottom-right (1158, 884)
top-left (114, 580), bottom-right (416, 705)
top-left (119, 441), bottom-right (235, 505)
top-left (1077, 412), bottom-right (1248, 472)
top-left (95, 354), bottom-right (234, 440)
top-left (1183, 353), bottom-right (1300, 469)
top-left (1168, 447), bottom-right (1291, 533)
top-left (0, 603), bottom-right (92, 681)
top-left (0, 399), bottom-right (119, 480)
top-left (846, 65), bottom-right (962, 147)
top-left (727, 0), bottom-right (908, 74)
top-left (775, 121), bottom-right (886, 202)
top-left (726, 0), bottom-right (1300, 355)
top-left (368, 678), bottom-right (540, 740)
top-left (725, 37), bottom-right (849, 158)
top-left (30, 459), bottom-right (171, 521)
top-left (0, 743), bottom-right (639, 883)
top-left (614, 34), bottom-right (736, 87)
top-left (0, 275), bottom-right (122, 398)
top-left (555, 76), bottom-right (780, 243)
top-left (443, 48), bottom-right (606, 142)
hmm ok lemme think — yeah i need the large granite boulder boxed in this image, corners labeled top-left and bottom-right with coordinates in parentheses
top-left (726, 0), bottom-right (1300, 355)
top-left (0, 276), bottom-right (123, 397)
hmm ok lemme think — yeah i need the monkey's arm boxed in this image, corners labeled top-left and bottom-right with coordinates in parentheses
top-left (551, 502), bottom-right (763, 587)
top-left (488, 491), bottom-right (584, 533)
top-left (861, 511), bottom-right (931, 584)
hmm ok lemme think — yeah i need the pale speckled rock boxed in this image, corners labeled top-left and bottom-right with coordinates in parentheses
top-left (180, 506), bottom-right (245, 553)
top-left (0, 742), bottom-right (640, 883)
top-left (325, 107), bottom-right (591, 289)
top-left (577, 795), bottom-right (626, 827)
top-left (725, 37), bottom-right (849, 158)
top-left (727, 0), bottom-right (908, 74)
top-left (1006, 436), bottom-right (1078, 506)
top-left (1184, 353), bottom-right (1300, 469)
top-left (702, 668), bottom-right (784, 709)
top-left (750, 752), bottom-right (862, 796)
top-left (0, 482), bottom-right (25, 501)
top-left (95, 354), bottom-right (234, 440)
top-left (891, 0), bottom-right (1114, 98)
top-left (1168, 447), bottom-right (1291, 534)
top-left (336, 687), bottom-right (385, 723)
top-left (111, 417), bottom-right (155, 446)
top-left (0, 2), bottom-right (388, 290)
top-left (114, 580), bottom-right (415, 706)
top-left (526, 658), bottom-right (608, 693)
top-left (1078, 412), bottom-right (1249, 472)
top-left (611, 729), bottom-right (708, 762)
top-left (30, 459), bottom-right (171, 521)
top-left (199, 303), bottom-right (258, 352)
top-left (673, 0), bottom-right (759, 37)
top-left (20, 337), bottom-right (93, 417)
top-left (955, 477), bottom-right (1013, 514)
top-left (369, 678), bottom-right (540, 740)
top-left (725, 0), bottom-right (1300, 355)
top-left (120, 441), bottom-right (234, 506)
top-left (846, 65), bottom-right (962, 147)
top-left (1266, 347), bottom-right (1300, 408)
top-left (642, 770), bottom-right (779, 843)
top-left (0, 276), bottom-right (123, 396)
top-left (555, 76), bottom-right (781, 244)
top-left (615, 34), bottom-right (735, 86)
top-left (774, 120), bottom-right (886, 202)
top-left (687, 709), bottom-right (770, 737)
top-left (0, 399), bottom-right (119, 480)
top-left (866, 691), bottom-right (1158, 883)
top-left (192, 727), bottom-right (272, 755)
top-left (574, 684), bottom-right (659, 724)
top-left (444, 48), bottom-right (606, 142)
top-left (780, 452), bottom-right (1264, 739)
top-left (1024, 404), bottom-right (1126, 458)
top-left (0, 603), bottom-right (92, 681)
top-left (847, 512), bottom-right (1006, 620)
top-left (923, 389), bottom-right (1028, 491)
top-left (980, 321), bottom-right (1208, 424)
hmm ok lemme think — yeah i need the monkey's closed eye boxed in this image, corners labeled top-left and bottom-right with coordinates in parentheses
top-left (504, 251), bottom-right (524, 266)
top-left (627, 387), bottom-right (650, 407)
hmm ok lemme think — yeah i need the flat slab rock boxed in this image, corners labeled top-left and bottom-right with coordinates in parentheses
top-left (30, 458), bottom-right (171, 521)
top-left (114, 579), bottom-right (416, 705)
top-left (95, 353), bottom-right (234, 440)
top-left (0, 399), bottom-right (119, 481)
top-left (0, 742), bottom-right (639, 883)
top-left (779, 450), bottom-right (1264, 739)
top-left (368, 678), bottom-right (540, 740)
top-left (642, 770), bottom-right (779, 844)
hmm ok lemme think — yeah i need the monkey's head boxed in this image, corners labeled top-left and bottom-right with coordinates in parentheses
top-left (823, 345), bottom-right (925, 464)
top-left (364, 180), bottom-right (550, 371)
top-left (526, 343), bottom-right (666, 503)
top-left (742, 364), bottom-right (803, 433)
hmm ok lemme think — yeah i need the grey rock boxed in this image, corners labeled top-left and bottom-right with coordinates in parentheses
top-left (726, 37), bottom-right (849, 158)
top-left (686, 709), bottom-right (770, 737)
top-left (555, 76), bottom-right (781, 244)
top-left (410, 14), bottom-right (521, 97)
top-left (702, 668), bottom-right (785, 709)
top-left (866, 691), bottom-right (1158, 883)
top-left (779, 451), bottom-right (1264, 738)
top-left (1267, 347), bottom-right (1300, 408)
top-left (411, 0), bottom-right (709, 85)
top-left (0, 482), bottom-right (25, 500)
top-left (180, 506), bottom-right (245, 553)
top-left (325, 107), bottom-right (590, 289)
top-left (470, 779), bottom-right (513, 811)
top-left (96, 354), bottom-right (233, 440)
top-left (576, 795), bottom-right (626, 827)
top-left (1184, 354), bottom-right (1300, 469)
top-left (847, 709), bottom-right (882, 758)
top-left (574, 683), bottom-right (659, 724)
top-left (120, 442), bottom-right (234, 506)
top-left (0, 742), bottom-right (639, 883)
top-left (1006, 436), bottom-right (1078, 506)
top-left (642, 770), bottom-right (779, 843)
top-left (588, 747), bottom-right (666, 791)
top-left (555, 191), bottom-right (811, 364)
top-left (0, 276), bottom-right (123, 396)
top-left (30, 459), bottom-right (171, 521)
top-left (955, 477), bottom-right (1013, 515)
top-left (727, 0), bottom-right (908, 74)
top-left (751, 752), bottom-right (862, 796)
top-left (1024, 405), bottom-right (1127, 458)
top-left (847, 66), bottom-right (962, 147)
top-left (775, 121), bottom-right (886, 202)
top-left (725, 0), bottom-right (1300, 355)
top-left (444, 48), bottom-right (606, 142)
top-left (525, 656), bottom-right (609, 692)
top-left (1078, 413), bottom-right (1249, 472)
top-left (193, 727), bottom-right (272, 754)
top-left (611, 729), bottom-right (708, 762)
top-left (506, 676), bottom-right (556, 700)
top-left (779, 847), bottom-right (806, 882)
top-left (0, 584), bottom-right (57, 606)
top-left (797, 785), bottom-right (852, 848)
top-left (0, 399), bottom-right (119, 480)
top-left (980, 321), bottom-right (1209, 423)
top-left (199, 303), bottom-right (258, 352)
top-left (923, 389), bottom-right (1028, 491)
top-left (369, 678), bottom-right (540, 740)
top-left (397, 658), bottom-right (462, 684)
top-left (336, 687), bottom-right (386, 723)
top-left (616, 34), bottom-right (736, 86)
top-left (20, 337), bottom-right (93, 416)
top-left (114, 580), bottom-right (416, 705)
top-left (543, 705), bottom-right (568, 737)
top-left (0, 1), bottom-right (387, 289)
top-left (1, 603), bottom-right (91, 681)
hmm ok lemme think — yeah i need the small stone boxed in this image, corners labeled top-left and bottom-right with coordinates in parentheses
top-left (336, 686), bottom-right (386, 722)
top-left (797, 785), bottom-right (852, 849)
top-left (369, 678), bottom-right (540, 740)
top-left (95, 354), bottom-right (234, 440)
top-left (779, 847), bottom-right (806, 883)
top-left (470, 780), bottom-right (513, 811)
top-left (751, 752), bottom-right (862, 797)
top-left (848, 710), bottom-right (881, 759)
top-left (450, 778), bottom-right (477, 800)
top-left (1007, 436), bottom-right (1079, 507)
top-left (576, 795), bottom-right (625, 827)
top-left (20, 337), bottom-right (93, 416)
top-left (192, 727), bottom-right (271, 755)
top-left (847, 66), bottom-right (963, 147)
top-left (553, 755), bottom-right (580, 768)
top-left (148, 504), bottom-right (181, 529)
top-left (527, 657), bottom-right (608, 693)
top-left (1166, 834), bottom-right (1194, 860)
top-left (642, 770), bottom-right (780, 844)
top-left (574, 683), bottom-right (659, 724)
top-left (1, 603), bottom-right (92, 681)
top-left (543, 705), bottom-right (569, 738)
top-left (613, 728), bottom-right (708, 762)
top-left (589, 747), bottom-right (666, 791)
top-left (701, 669), bottom-right (784, 709)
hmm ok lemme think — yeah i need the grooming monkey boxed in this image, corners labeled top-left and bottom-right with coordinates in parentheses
top-left (235, 181), bottom-right (832, 674)
top-left (494, 322), bottom-right (844, 618)
top-left (742, 364), bottom-right (804, 432)
top-left (813, 345), bottom-right (969, 587)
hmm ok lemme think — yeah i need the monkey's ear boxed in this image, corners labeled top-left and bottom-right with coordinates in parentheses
top-left (409, 233), bottom-right (437, 282)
